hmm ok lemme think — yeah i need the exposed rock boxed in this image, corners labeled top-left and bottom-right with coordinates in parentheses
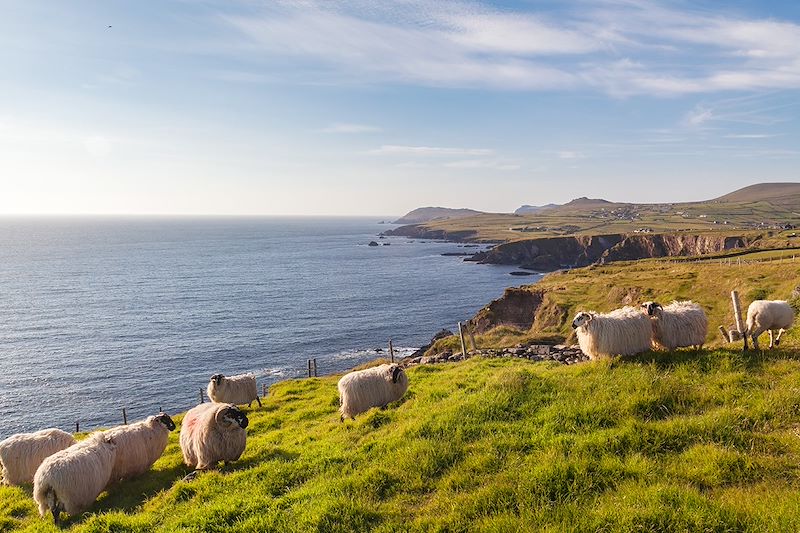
top-left (368, 241), bottom-right (379, 246)
top-left (406, 329), bottom-right (455, 359)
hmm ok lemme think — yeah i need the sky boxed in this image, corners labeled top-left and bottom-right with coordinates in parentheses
top-left (2, 0), bottom-right (800, 216)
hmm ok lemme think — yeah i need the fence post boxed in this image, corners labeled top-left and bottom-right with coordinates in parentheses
top-left (389, 339), bottom-right (395, 363)
top-left (731, 290), bottom-right (748, 351)
top-left (262, 383), bottom-right (267, 399)
top-left (718, 325), bottom-right (729, 343)
top-left (458, 322), bottom-right (468, 357)
top-left (313, 358), bottom-right (318, 377)
top-left (199, 388), bottom-right (205, 404)
top-left (75, 421), bottom-right (80, 433)
top-left (307, 359), bottom-right (312, 378)
top-left (122, 408), bottom-right (128, 425)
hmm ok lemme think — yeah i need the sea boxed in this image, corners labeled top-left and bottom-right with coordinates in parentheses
top-left (0, 217), bottom-right (540, 439)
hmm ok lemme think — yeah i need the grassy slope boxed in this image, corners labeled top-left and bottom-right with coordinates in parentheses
top-left (2, 351), bottom-right (800, 531)
top-left (429, 251), bottom-right (800, 354)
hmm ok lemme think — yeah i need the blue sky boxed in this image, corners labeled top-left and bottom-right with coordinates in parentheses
top-left (2, 0), bottom-right (800, 215)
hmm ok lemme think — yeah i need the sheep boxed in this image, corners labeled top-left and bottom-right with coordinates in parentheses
top-left (746, 300), bottom-right (794, 350)
top-left (179, 402), bottom-right (248, 473)
top-left (641, 300), bottom-right (708, 350)
top-left (207, 373), bottom-right (262, 408)
top-left (337, 363), bottom-right (409, 421)
top-left (102, 412), bottom-right (176, 484)
top-left (571, 306), bottom-right (652, 360)
top-left (0, 428), bottom-right (76, 486)
top-left (33, 432), bottom-right (116, 525)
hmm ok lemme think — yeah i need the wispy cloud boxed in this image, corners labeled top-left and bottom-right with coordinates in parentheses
top-left (219, 0), bottom-right (800, 95)
top-left (443, 159), bottom-right (520, 170)
top-left (370, 145), bottom-right (495, 156)
top-left (557, 151), bottom-right (585, 160)
top-left (724, 133), bottom-right (777, 139)
top-left (318, 123), bottom-right (381, 134)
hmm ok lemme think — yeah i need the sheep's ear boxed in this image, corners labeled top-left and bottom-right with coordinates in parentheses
top-left (391, 366), bottom-right (403, 384)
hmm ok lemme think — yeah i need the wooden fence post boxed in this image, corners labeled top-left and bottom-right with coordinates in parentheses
top-left (262, 383), bottom-right (267, 398)
top-left (718, 325), bottom-right (729, 343)
top-left (458, 322), bottom-right (468, 357)
top-left (389, 339), bottom-right (395, 363)
top-left (122, 408), bottom-right (128, 425)
top-left (313, 358), bottom-right (318, 377)
top-left (75, 421), bottom-right (80, 433)
top-left (731, 290), bottom-right (748, 351)
top-left (307, 359), bottom-right (312, 378)
top-left (199, 388), bottom-right (205, 404)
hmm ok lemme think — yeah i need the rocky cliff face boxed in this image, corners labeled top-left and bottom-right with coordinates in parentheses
top-left (472, 233), bottom-right (753, 270)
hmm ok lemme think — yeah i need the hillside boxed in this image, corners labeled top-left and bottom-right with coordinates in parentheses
top-left (428, 247), bottom-right (800, 354)
top-left (385, 182), bottom-right (800, 244)
top-left (3, 353), bottom-right (800, 531)
top-left (392, 207), bottom-right (484, 225)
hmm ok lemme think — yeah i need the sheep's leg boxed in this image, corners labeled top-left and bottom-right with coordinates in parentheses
top-left (775, 328), bottom-right (786, 347)
top-left (751, 333), bottom-right (760, 351)
top-left (51, 501), bottom-right (63, 526)
top-left (769, 330), bottom-right (775, 349)
top-left (256, 397), bottom-right (262, 408)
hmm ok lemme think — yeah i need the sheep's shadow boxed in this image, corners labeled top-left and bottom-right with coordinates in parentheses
top-left (219, 447), bottom-right (300, 474)
top-left (621, 346), bottom-right (800, 372)
top-left (92, 462), bottom-right (190, 514)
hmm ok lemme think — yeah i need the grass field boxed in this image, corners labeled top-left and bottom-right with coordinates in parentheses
top-left (2, 350), bottom-right (800, 532)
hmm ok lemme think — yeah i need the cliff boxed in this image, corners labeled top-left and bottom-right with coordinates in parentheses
top-left (471, 232), bottom-right (755, 270)
top-left (382, 224), bottom-right (483, 242)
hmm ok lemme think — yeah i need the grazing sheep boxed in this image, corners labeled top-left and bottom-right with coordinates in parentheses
top-left (641, 300), bottom-right (708, 350)
top-left (33, 433), bottom-right (116, 525)
top-left (746, 300), bottom-right (794, 350)
top-left (571, 307), bottom-right (652, 360)
top-left (207, 373), bottom-right (261, 408)
top-left (0, 429), bottom-right (76, 486)
top-left (102, 413), bottom-right (176, 484)
top-left (179, 403), bottom-right (248, 472)
top-left (338, 363), bottom-right (409, 421)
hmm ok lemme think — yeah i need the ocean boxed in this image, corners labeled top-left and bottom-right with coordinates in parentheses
top-left (0, 217), bottom-right (538, 439)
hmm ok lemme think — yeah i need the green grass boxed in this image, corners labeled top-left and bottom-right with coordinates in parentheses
top-left (2, 350), bottom-right (800, 532)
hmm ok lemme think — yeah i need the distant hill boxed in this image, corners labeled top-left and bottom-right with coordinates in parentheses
top-left (514, 203), bottom-right (558, 215)
top-left (393, 207), bottom-right (484, 224)
top-left (712, 182), bottom-right (800, 205)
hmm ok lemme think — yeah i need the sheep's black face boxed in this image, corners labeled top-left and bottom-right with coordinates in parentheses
top-left (225, 407), bottom-right (249, 429)
top-left (642, 302), bottom-right (662, 316)
top-left (211, 374), bottom-right (224, 385)
top-left (391, 366), bottom-right (403, 384)
top-left (156, 413), bottom-right (176, 431)
top-left (571, 312), bottom-right (592, 329)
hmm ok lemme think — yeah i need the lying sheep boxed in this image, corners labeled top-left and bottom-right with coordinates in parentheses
top-left (0, 428), bottom-right (76, 486)
top-left (180, 402), bottom-right (248, 472)
top-left (207, 373), bottom-right (261, 408)
top-left (338, 363), bottom-right (409, 421)
top-left (102, 412), bottom-right (176, 484)
top-left (641, 300), bottom-right (708, 350)
top-left (571, 307), bottom-right (652, 359)
top-left (746, 300), bottom-right (794, 350)
top-left (33, 433), bottom-right (116, 525)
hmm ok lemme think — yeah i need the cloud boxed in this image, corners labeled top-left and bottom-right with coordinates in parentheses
top-left (684, 106), bottom-right (714, 126)
top-left (318, 123), bottom-right (381, 133)
top-left (723, 133), bottom-right (776, 139)
top-left (443, 159), bottom-right (520, 170)
top-left (370, 145), bottom-right (494, 156)
top-left (218, 0), bottom-right (800, 96)
top-left (557, 151), bottom-right (585, 160)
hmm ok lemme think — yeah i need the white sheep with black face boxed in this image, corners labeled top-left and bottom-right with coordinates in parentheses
top-left (337, 364), bottom-right (409, 421)
top-left (641, 300), bottom-right (708, 351)
top-left (571, 306), bottom-right (652, 360)
top-left (33, 432), bottom-right (117, 525)
top-left (207, 373), bottom-right (261, 408)
top-left (746, 300), bottom-right (794, 350)
top-left (102, 412), bottom-right (176, 484)
top-left (0, 428), bottom-right (76, 486)
top-left (179, 402), bottom-right (248, 473)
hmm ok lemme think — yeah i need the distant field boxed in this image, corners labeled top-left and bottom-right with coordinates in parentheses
top-left (406, 199), bottom-right (800, 242)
